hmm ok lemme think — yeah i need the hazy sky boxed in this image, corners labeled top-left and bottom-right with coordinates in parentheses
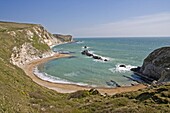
top-left (0, 0), bottom-right (170, 37)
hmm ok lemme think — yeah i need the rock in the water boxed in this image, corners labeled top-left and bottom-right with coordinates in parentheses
top-left (81, 50), bottom-right (93, 56)
top-left (106, 80), bottom-right (121, 87)
top-left (81, 50), bottom-right (88, 55)
top-left (93, 55), bottom-right (102, 60)
top-left (130, 66), bottom-right (141, 72)
top-left (119, 64), bottom-right (126, 68)
top-left (140, 47), bottom-right (170, 82)
top-left (86, 52), bottom-right (93, 57)
top-left (104, 59), bottom-right (108, 61)
top-left (81, 50), bottom-right (108, 61)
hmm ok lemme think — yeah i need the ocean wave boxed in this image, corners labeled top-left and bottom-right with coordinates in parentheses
top-left (109, 64), bottom-right (137, 73)
top-left (76, 41), bottom-right (84, 44)
top-left (53, 48), bottom-right (73, 54)
top-left (82, 46), bottom-right (90, 49)
top-left (33, 67), bottom-right (90, 86)
top-left (64, 71), bottom-right (79, 77)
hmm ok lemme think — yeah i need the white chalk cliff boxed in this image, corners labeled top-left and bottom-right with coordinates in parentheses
top-left (7, 24), bottom-right (72, 68)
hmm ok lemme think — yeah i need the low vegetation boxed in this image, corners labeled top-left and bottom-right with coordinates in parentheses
top-left (0, 21), bottom-right (169, 113)
top-left (32, 36), bottom-right (50, 52)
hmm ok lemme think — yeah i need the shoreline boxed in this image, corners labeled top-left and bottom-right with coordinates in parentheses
top-left (22, 53), bottom-right (147, 95)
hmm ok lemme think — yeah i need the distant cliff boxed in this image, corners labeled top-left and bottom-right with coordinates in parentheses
top-left (140, 47), bottom-right (170, 83)
top-left (53, 34), bottom-right (72, 43)
top-left (0, 21), bottom-right (72, 67)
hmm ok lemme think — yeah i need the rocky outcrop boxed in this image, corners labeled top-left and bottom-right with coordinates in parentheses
top-left (32, 25), bottom-right (60, 46)
top-left (140, 47), bottom-right (170, 83)
top-left (159, 68), bottom-right (170, 82)
top-left (10, 43), bottom-right (54, 67)
top-left (53, 34), bottom-right (72, 43)
top-left (81, 50), bottom-right (108, 61)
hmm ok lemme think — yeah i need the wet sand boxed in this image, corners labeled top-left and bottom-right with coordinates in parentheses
top-left (22, 53), bottom-right (147, 95)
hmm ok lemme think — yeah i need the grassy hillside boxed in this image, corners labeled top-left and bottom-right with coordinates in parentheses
top-left (0, 21), bottom-right (169, 113)
top-left (0, 21), bottom-right (35, 32)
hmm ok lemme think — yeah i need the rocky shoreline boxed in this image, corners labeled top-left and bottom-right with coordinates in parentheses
top-left (130, 47), bottom-right (170, 85)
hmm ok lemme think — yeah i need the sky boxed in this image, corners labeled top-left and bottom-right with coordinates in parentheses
top-left (0, 0), bottom-right (170, 37)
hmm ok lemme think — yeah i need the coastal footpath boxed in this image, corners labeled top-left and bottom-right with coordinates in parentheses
top-left (0, 21), bottom-right (169, 112)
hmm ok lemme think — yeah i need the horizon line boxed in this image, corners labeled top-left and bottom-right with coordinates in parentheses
top-left (74, 36), bottom-right (170, 38)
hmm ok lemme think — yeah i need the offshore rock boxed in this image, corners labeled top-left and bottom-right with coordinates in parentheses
top-left (119, 64), bottom-right (126, 68)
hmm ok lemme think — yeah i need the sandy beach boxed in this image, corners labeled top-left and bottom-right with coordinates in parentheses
top-left (22, 53), bottom-right (147, 95)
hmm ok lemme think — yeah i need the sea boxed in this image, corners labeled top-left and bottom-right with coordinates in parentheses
top-left (35, 38), bottom-right (170, 87)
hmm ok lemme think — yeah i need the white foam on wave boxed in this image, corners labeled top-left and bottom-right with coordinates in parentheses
top-left (92, 53), bottom-right (112, 63)
top-left (33, 67), bottom-right (89, 86)
top-left (64, 72), bottom-right (79, 77)
top-left (109, 64), bottom-right (137, 73)
top-left (76, 41), bottom-right (84, 44)
top-left (81, 46), bottom-right (90, 49)
top-left (87, 50), bottom-right (94, 54)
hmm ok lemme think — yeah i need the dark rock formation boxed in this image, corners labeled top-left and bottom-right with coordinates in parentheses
top-left (81, 50), bottom-right (108, 61)
top-left (93, 55), bottom-right (102, 60)
top-left (119, 65), bottom-right (126, 68)
top-left (106, 80), bottom-right (121, 87)
top-left (89, 88), bottom-right (100, 95)
top-left (104, 59), bottom-right (108, 61)
top-left (81, 50), bottom-right (93, 57)
top-left (158, 68), bottom-right (170, 83)
top-left (130, 66), bottom-right (141, 72)
top-left (140, 47), bottom-right (170, 83)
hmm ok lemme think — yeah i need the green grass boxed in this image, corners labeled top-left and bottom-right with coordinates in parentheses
top-left (32, 36), bottom-right (50, 52)
top-left (0, 21), bottom-right (35, 32)
top-left (0, 21), bottom-right (170, 113)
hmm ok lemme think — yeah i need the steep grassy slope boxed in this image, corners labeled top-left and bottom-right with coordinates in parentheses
top-left (0, 21), bottom-right (169, 113)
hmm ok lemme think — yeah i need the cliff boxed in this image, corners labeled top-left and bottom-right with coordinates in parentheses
top-left (0, 21), bottom-right (72, 68)
top-left (53, 34), bottom-right (73, 42)
top-left (140, 47), bottom-right (170, 83)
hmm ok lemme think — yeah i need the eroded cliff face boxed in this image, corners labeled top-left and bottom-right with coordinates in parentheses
top-left (0, 22), bottom-right (73, 68)
top-left (53, 34), bottom-right (72, 43)
top-left (10, 43), bottom-right (54, 67)
top-left (140, 47), bottom-right (170, 83)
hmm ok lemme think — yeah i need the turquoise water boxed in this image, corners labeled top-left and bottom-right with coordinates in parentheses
top-left (37, 38), bottom-right (170, 87)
